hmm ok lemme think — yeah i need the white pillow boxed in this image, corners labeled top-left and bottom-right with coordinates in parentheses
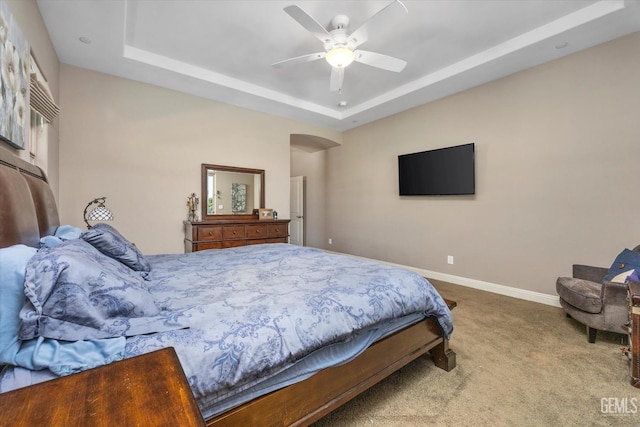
top-left (611, 269), bottom-right (635, 283)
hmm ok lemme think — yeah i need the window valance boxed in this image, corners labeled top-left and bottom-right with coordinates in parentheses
top-left (29, 72), bottom-right (59, 123)
top-left (29, 53), bottom-right (60, 123)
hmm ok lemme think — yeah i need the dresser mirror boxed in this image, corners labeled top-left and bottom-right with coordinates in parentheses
top-left (201, 164), bottom-right (265, 220)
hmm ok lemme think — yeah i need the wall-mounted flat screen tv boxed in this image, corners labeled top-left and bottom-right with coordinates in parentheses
top-left (398, 143), bottom-right (475, 196)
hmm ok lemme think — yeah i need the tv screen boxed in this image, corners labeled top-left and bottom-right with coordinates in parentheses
top-left (398, 143), bottom-right (475, 196)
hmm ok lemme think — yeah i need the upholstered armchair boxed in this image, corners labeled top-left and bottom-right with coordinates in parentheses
top-left (556, 246), bottom-right (640, 343)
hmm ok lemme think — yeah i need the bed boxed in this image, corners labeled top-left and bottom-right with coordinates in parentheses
top-left (0, 146), bottom-right (456, 426)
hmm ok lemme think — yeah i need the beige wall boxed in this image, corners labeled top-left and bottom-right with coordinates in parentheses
top-left (324, 31), bottom-right (640, 296)
top-left (58, 65), bottom-right (340, 254)
top-left (5, 0), bottom-right (60, 197)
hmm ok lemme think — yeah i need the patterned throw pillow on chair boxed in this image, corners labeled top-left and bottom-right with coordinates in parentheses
top-left (604, 249), bottom-right (640, 283)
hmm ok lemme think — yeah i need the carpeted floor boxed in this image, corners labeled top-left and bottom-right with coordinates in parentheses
top-left (313, 280), bottom-right (640, 426)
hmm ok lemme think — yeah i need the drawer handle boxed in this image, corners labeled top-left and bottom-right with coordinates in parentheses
top-left (233, 230), bottom-right (237, 235)
top-left (274, 228), bottom-right (279, 232)
top-left (208, 231), bottom-right (213, 236)
top-left (255, 229), bottom-right (260, 234)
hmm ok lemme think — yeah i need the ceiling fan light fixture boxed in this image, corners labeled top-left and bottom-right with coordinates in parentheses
top-left (326, 47), bottom-right (355, 68)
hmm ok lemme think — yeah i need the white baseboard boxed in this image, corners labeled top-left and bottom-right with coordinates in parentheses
top-left (408, 267), bottom-right (561, 308)
top-left (325, 249), bottom-right (561, 308)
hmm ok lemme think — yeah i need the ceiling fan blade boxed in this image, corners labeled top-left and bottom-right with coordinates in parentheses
top-left (272, 52), bottom-right (326, 68)
top-left (348, 0), bottom-right (408, 48)
top-left (284, 5), bottom-right (333, 44)
top-left (330, 67), bottom-right (344, 92)
top-left (354, 50), bottom-right (407, 72)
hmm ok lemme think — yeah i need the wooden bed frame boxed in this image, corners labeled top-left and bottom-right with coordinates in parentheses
top-left (0, 146), bottom-right (456, 426)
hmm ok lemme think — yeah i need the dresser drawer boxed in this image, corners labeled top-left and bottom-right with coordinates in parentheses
top-left (196, 242), bottom-right (223, 251)
top-left (247, 224), bottom-right (268, 239)
top-left (268, 223), bottom-right (288, 238)
top-left (223, 226), bottom-right (246, 240)
top-left (223, 240), bottom-right (246, 248)
top-left (197, 226), bottom-right (222, 241)
top-left (266, 237), bottom-right (287, 244)
top-left (246, 239), bottom-right (267, 245)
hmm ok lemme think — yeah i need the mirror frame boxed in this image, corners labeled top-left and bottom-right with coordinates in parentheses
top-left (201, 163), bottom-right (265, 221)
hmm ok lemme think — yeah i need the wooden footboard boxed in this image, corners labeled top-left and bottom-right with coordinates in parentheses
top-left (207, 300), bottom-right (456, 426)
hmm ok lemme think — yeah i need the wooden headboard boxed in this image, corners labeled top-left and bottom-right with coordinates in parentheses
top-left (0, 147), bottom-right (60, 248)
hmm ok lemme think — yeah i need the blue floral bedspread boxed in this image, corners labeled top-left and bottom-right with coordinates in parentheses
top-left (126, 244), bottom-right (453, 414)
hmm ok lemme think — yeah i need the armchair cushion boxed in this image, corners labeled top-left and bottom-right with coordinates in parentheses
top-left (556, 277), bottom-right (602, 314)
top-left (603, 249), bottom-right (640, 282)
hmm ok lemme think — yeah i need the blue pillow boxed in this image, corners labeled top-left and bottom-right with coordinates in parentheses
top-left (0, 244), bottom-right (125, 375)
top-left (603, 249), bottom-right (640, 282)
top-left (20, 239), bottom-right (183, 341)
top-left (55, 225), bottom-right (83, 240)
top-left (0, 245), bottom-right (37, 362)
top-left (81, 223), bottom-right (151, 275)
top-left (39, 235), bottom-right (63, 248)
top-left (39, 224), bottom-right (84, 248)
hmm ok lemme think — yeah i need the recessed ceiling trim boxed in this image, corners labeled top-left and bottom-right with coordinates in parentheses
top-left (122, 45), bottom-right (343, 120)
top-left (122, 0), bottom-right (342, 120)
top-left (122, 0), bottom-right (625, 124)
top-left (342, 0), bottom-right (627, 119)
top-left (37, 0), bottom-right (640, 132)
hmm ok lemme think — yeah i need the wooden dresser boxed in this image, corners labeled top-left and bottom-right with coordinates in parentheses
top-left (184, 218), bottom-right (290, 252)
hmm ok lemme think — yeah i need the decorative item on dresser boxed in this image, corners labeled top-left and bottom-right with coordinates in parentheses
top-left (258, 208), bottom-right (274, 220)
top-left (187, 192), bottom-right (199, 222)
top-left (184, 217), bottom-right (290, 252)
top-left (628, 281), bottom-right (640, 388)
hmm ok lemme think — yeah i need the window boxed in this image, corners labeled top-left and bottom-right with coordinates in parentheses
top-left (29, 109), bottom-right (45, 163)
top-left (28, 53), bottom-right (59, 170)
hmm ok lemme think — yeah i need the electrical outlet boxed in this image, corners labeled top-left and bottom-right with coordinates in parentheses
top-left (328, 238), bottom-right (333, 245)
top-left (447, 255), bottom-right (454, 265)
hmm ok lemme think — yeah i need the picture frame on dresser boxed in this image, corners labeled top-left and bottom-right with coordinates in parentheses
top-left (258, 208), bottom-right (274, 220)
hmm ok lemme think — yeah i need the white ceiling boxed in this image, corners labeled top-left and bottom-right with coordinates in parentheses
top-left (37, 0), bottom-right (640, 131)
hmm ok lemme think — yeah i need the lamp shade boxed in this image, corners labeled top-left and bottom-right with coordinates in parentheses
top-left (88, 205), bottom-right (113, 221)
top-left (325, 47), bottom-right (355, 68)
top-left (83, 197), bottom-right (114, 229)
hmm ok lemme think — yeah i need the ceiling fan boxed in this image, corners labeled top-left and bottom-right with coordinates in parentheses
top-left (272, 0), bottom-right (408, 93)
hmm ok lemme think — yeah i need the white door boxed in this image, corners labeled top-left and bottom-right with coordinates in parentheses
top-left (290, 176), bottom-right (304, 246)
